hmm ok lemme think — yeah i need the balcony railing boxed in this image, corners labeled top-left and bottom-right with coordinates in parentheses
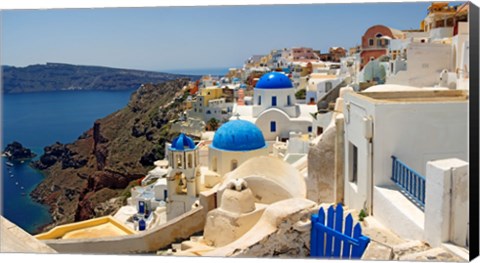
top-left (391, 156), bottom-right (426, 210)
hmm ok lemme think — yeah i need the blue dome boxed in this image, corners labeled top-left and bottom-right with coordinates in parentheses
top-left (255, 72), bottom-right (293, 89)
top-left (212, 120), bottom-right (266, 151)
top-left (170, 133), bottom-right (196, 151)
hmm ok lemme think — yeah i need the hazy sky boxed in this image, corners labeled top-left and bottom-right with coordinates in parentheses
top-left (1, 2), bottom-right (433, 71)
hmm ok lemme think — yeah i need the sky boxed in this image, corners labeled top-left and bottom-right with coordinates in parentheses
top-left (1, 1), bottom-right (434, 72)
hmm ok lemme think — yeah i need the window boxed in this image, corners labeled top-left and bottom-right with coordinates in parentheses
top-left (287, 95), bottom-right (291, 106)
top-left (317, 127), bottom-right (323, 136)
top-left (349, 143), bottom-right (358, 183)
top-left (272, 96), bottom-right (277, 106)
top-left (270, 121), bottom-right (276, 132)
top-left (308, 126), bottom-right (312, 133)
top-left (368, 38), bottom-right (374, 46)
top-left (258, 95), bottom-right (262, 105)
top-left (436, 19), bottom-right (445, 28)
top-left (231, 159), bottom-right (238, 171)
top-left (446, 17), bottom-right (454, 27)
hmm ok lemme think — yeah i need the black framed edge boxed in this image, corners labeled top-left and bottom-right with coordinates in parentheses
top-left (469, 1), bottom-right (480, 261)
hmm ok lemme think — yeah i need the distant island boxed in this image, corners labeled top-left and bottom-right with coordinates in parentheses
top-left (2, 141), bottom-right (37, 161)
top-left (2, 63), bottom-right (200, 93)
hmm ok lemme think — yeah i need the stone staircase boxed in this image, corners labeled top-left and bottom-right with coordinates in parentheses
top-left (360, 216), bottom-right (466, 262)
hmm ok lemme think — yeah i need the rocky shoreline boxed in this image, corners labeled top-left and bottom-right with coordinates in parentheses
top-left (29, 78), bottom-right (190, 232)
top-left (2, 141), bottom-right (37, 162)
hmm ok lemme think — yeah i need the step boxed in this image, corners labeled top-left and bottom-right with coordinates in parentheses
top-left (399, 247), bottom-right (464, 262)
top-left (361, 240), bottom-right (393, 260)
top-left (392, 240), bottom-right (430, 259)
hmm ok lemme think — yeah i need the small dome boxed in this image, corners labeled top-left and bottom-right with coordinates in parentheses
top-left (255, 72), bottom-right (293, 89)
top-left (212, 120), bottom-right (266, 151)
top-left (170, 133), bottom-right (196, 151)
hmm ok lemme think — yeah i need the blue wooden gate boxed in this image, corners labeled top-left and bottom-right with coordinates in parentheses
top-left (310, 204), bottom-right (370, 259)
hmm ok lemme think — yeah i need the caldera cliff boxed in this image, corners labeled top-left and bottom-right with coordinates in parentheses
top-left (30, 78), bottom-right (191, 232)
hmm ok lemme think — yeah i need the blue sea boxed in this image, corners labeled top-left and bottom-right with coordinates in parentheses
top-left (1, 90), bottom-right (135, 234)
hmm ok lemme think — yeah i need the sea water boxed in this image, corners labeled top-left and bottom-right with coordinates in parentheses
top-left (1, 90), bottom-right (134, 234)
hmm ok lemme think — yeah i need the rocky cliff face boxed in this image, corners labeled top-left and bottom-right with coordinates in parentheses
top-left (2, 141), bottom-right (37, 161)
top-left (30, 78), bottom-right (190, 231)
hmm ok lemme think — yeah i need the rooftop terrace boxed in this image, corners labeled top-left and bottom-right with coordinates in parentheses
top-left (356, 90), bottom-right (468, 103)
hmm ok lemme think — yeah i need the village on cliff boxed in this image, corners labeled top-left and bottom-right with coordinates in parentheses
top-left (1, 2), bottom-right (472, 261)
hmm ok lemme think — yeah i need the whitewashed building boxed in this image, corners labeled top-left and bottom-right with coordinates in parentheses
top-left (231, 72), bottom-right (317, 141)
top-left (342, 87), bottom-right (468, 247)
top-left (305, 74), bottom-right (345, 104)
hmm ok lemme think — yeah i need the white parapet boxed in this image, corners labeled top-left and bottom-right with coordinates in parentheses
top-left (424, 158), bottom-right (469, 248)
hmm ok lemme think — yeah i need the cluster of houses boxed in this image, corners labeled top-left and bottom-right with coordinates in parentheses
top-left (30, 2), bottom-right (471, 260)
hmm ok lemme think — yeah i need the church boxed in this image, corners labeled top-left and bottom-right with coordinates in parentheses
top-left (165, 120), bottom-right (269, 219)
top-left (231, 72), bottom-right (317, 141)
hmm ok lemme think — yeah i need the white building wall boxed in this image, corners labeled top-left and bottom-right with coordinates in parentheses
top-left (388, 59), bottom-right (407, 76)
top-left (312, 111), bottom-right (334, 136)
top-left (425, 158), bottom-right (469, 248)
top-left (255, 108), bottom-right (311, 141)
top-left (315, 77), bottom-right (344, 100)
top-left (208, 147), bottom-right (268, 177)
top-left (305, 90), bottom-right (317, 104)
top-left (343, 92), bottom-right (468, 213)
top-left (372, 101), bottom-right (468, 187)
top-left (389, 38), bottom-right (411, 53)
top-left (286, 132), bottom-right (310, 154)
top-left (154, 181), bottom-right (168, 201)
top-left (451, 23), bottom-right (469, 77)
top-left (429, 27), bottom-right (454, 40)
top-left (343, 97), bottom-right (375, 212)
top-left (373, 185), bottom-right (425, 241)
top-left (252, 88), bottom-right (298, 118)
top-left (387, 42), bottom-right (452, 87)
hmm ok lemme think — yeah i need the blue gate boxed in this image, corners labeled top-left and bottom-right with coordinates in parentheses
top-left (310, 204), bottom-right (370, 259)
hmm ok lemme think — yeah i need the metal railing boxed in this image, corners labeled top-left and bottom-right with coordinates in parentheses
top-left (391, 156), bottom-right (426, 210)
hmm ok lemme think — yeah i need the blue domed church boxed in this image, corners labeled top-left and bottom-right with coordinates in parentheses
top-left (207, 119), bottom-right (268, 179)
top-left (231, 72), bottom-right (317, 141)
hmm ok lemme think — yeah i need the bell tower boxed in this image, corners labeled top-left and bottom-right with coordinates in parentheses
top-left (166, 133), bottom-right (201, 220)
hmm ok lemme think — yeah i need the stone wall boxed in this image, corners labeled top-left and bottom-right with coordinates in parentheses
top-left (44, 205), bottom-right (207, 254)
top-left (234, 208), bottom-right (314, 257)
top-left (202, 198), bottom-right (318, 257)
top-left (1, 217), bottom-right (57, 253)
top-left (307, 124), bottom-right (336, 204)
